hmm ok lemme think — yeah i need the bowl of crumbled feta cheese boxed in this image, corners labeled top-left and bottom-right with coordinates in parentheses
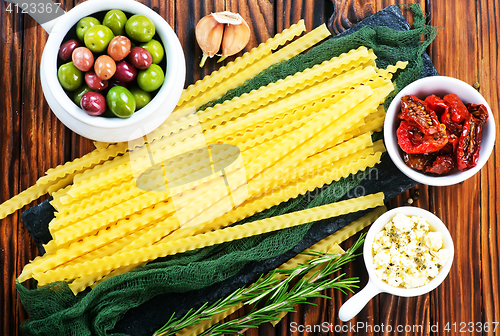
top-left (339, 207), bottom-right (454, 322)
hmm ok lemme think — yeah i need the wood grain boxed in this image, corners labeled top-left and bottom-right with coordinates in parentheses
top-left (1, 0), bottom-right (500, 335)
top-left (0, 1), bottom-right (23, 335)
top-left (428, 1), bottom-right (484, 335)
top-left (476, 0), bottom-right (500, 335)
top-left (328, 0), bottom-right (374, 34)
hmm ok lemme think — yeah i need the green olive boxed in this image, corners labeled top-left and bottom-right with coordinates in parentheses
top-left (140, 39), bottom-right (164, 64)
top-left (76, 16), bottom-right (100, 41)
top-left (137, 64), bottom-right (164, 92)
top-left (58, 62), bottom-right (83, 91)
top-left (125, 15), bottom-right (155, 43)
top-left (103, 9), bottom-right (127, 36)
top-left (129, 86), bottom-right (152, 110)
top-left (106, 86), bottom-right (136, 118)
top-left (84, 25), bottom-right (115, 53)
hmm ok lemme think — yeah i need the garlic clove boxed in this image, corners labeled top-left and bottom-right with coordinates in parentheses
top-left (220, 18), bottom-right (250, 59)
top-left (195, 14), bottom-right (224, 67)
top-left (195, 11), bottom-right (251, 67)
top-left (211, 11), bottom-right (245, 25)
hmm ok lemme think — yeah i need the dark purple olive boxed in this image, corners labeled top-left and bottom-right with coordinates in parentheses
top-left (128, 46), bottom-right (153, 70)
top-left (113, 60), bottom-right (138, 82)
top-left (59, 39), bottom-right (81, 62)
top-left (80, 92), bottom-right (106, 116)
top-left (85, 70), bottom-right (108, 91)
top-left (108, 77), bottom-right (127, 88)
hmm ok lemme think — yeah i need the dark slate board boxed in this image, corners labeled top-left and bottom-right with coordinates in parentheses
top-left (21, 5), bottom-right (433, 336)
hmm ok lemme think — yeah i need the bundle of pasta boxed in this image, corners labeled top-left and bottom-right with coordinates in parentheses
top-left (2, 21), bottom-right (408, 293)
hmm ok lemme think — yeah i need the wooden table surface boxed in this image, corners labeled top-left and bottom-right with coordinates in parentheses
top-left (1, 0), bottom-right (499, 335)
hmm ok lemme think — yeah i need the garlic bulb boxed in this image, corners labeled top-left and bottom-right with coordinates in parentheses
top-left (195, 11), bottom-right (251, 67)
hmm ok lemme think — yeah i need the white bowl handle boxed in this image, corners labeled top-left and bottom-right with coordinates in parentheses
top-left (338, 279), bottom-right (382, 321)
top-left (5, 0), bottom-right (65, 34)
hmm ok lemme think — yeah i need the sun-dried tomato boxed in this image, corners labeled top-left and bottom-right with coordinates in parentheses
top-left (466, 103), bottom-right (488, 125)
top-left (424, 154), bottom-right (455, 175)
top-left (443, 93), bottom-right (470, 124)
top-left (456, 115), bottom-right (482, 171)
top-left (403, 153), bottom-right (436, 171)
top-left (398, 95), bottom-right (441, 135)
top-left (397, 92), bottom-right (487, 175)
top-left (440, 104), bottom-right (463, 136)
top-left (438, 130), bottom-right (459, 154)
top-left (424, 94), bottom-right (448, 117)
top-left (397, 120), bottom-right (448, 154)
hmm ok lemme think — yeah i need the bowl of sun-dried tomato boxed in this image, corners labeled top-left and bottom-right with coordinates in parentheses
top-left (384, 76), bottom-right (495, 186)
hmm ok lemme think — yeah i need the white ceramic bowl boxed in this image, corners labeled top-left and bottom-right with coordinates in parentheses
top-left (338, 206), bottom-right (454, 321)
top-left (40, 0), bottom-right (185, 142)
top-left (384, 76), bottom-right (495, 186)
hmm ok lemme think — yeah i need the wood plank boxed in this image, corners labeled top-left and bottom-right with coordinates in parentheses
top-left (2, 0), bottom-right (499, 335)
top-left (276, 0), bottom-right (329, 33)
top-left (334, 1), bottom-right (430, 335)
top-left (0, 1), bottom-right (23, 335)
top-left (428, 1), bottom-right (483, 335)
top-left (226, 0), bottom-right (274, 48)
top-left (12, 1), bottom-right (81, 334)
top-left (333, 231), bottom-right (379, 336)
top-left (175, 0), bottom-right (225, 88)
top-left (476, 0), bottom-right (500, 334)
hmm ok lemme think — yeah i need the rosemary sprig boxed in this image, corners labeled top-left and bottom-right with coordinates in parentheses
top-left (153, 235), bottom-right (364, 336)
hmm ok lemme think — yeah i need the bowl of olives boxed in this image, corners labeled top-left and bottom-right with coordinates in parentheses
top-left (40, 0), bottom-right (185, 142)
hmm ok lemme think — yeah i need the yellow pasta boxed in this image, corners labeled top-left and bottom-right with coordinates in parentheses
top-left (243, 85), bottom-right (375, 185)
top-left (63, 157), bottom-right (134, 201)
top-left (206, 71), bottom-right (380, 149)
top-left (43, 219), bottom-right (178, 288)
top-left (69, 272), bottom-right (107, 294)
top-left (72, 109), bottom-right (198, 186)
top-left (43, 240), bottom-right (59, 254)
top-left (36, 142), bottom-right (129, 187)
top-left (372, 139), bottom-right (386, 153)
top-left (203, 145), bottom-right (377, 231)
top-left (177, 20), bottom-right (306, 107)
top-left (198, 46), bottom-right (375, 126)
top-left (33, 193), bottom-right (384, 283)
top-left (28, 146), bottom-right (382, 284)
top-left (49, 179), bottom-right (142, 229)
top-left (60, 67), bottom-right (382, 205)
top-left (195, 149), bottom-right (383, 235)
top-left (50, 140), bottom-right (382, 278)
top-left (67, 117), bottom-right (205, 201)
top-left (153, 89), bottom-right (374, 221)
top-left (51, 231), bottom-right (144, 287)
top-left (358, 105), bottom-right (386, 133)
top-left (203, 66), bottom-right (379, 145)
top-left (44, 169), bottom-right (241, 273)
top-left (183, 23), bottom-right (330, 110)
top-left (17, 44), bottom-right (406, 293)
top-left (46, 175), bottom-right (74, 196)
top-left (18, 254), bottom-right (52, 283)
top-left (32, 201), bottom-right (176, 277)
top-left (50, 183), bottom-right (73, 200)
top-left (376, 61), bottom-right (408, 79)
top-left (0, 182), bottom-right (56, 220)
top-left (270, 133), bottom-right (374, 184)
top-left (53, 190), bottom-right (173, 245)
top-left (172, 147), bottom-right (378, 238)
